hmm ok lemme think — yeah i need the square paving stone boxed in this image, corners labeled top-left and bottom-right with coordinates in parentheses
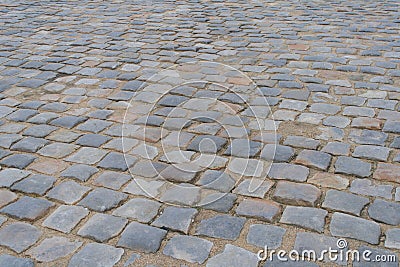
top-left (236, 199), bottom-right (281, 222)
top-left (187, 135), bottom-right (227, 153)
top-left (0, 196), bottom-right (54, 221)
top-left (93, 171), bottom-right (131, 190)
top-left (0, 168), bottom-right (30, 187)
top-left (246, 224), bottom-right (286, 249)
top-left (46, 181), bottom-right (91, 204)
top-left (68, 243), bottom-right (124, 267)
top-left (78, 188), bottom-right (127, 212)
top-left (330, 212), bottom-right (381, 244)
top-left (112, 198), bottom-right (161, 223)
top-left (66, 147), bottom-right (108, 165)
top-left (322, 190), bottom-right (369, 216)
top-left (0, 223), bottom-right (41, 253)
top-left (163, 235), bottom-right (213, 264)
top-left (123, 178), bottom-right (165, 197)
top-left (280, 206), bottom-right (327, 233)
top-left (334, 156), bottom-right (371, 177)
top-left (38, 142), bottom-right (78, 158)
top-left (11, 174), bottom-right (56, 195)
top-left (0, 154), bottom-right (37, 169)
top-left (196, 214), bottom-right (245, 240)
top-left (7, 109), bottom-right (38, 122)
top-left (43, 205), bottom-right (89, 233)
top-left (75, 134), bottom-right (111, 147)
top-left (11, 137), bottom-right (49, 152)
top-left (129, 160), bottom-right (168, 178)
top-left (97, 152), bottom-right (137, 171)
top-left (198, 192), bottom-right (237, 213)
top-left (78, 213), bottom-right (127, 242)
top-left (151, 206), bottom-right (198, 234)
top-left (28, 237), bottom-right (82, 263)
top-left (0, 254), bottom-right (34, 267)
top-left (117, 222), bottom-right (167, 253)
top-left (206, 244), bottom-right (258, 267)
top-left (60, 164), bottom-right (98, 182)
top-left (50, 116), bottom-right (87, 129)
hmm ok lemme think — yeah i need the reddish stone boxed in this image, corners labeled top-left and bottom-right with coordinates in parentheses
top-left (374, 163), bottom-right (400, 183)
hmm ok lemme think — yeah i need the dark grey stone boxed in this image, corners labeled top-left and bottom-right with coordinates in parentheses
top-left (12, 174), bottom-right (56, 195)
top-left (163, 235), bottom-right (213, 264)
top-left (60, 164), bottom-right (98, 182)
top-left (0, 223), bottom-right (41, 253)
top-left (322, 190), bottom-right (369, 216)
top-left (43, 205), bottom-right (88, 233)
top-left (196, 215), bottom-right (245, 240)
top-left (152, 206), bottom-right (197, 234)
top-left (78, 188), bottom-right (127, 212)
top-left (368, 199), bottom-right (400, 225)
top-left (280, 206), bottom-right (327, 232)
top-left (246, 224), bottom-right (286, 249)
top-left (0, 196), bottom-right (54, 221)
top-left (334, 156), bottom-right (371, 177)
top-left (78, 213), bottom-right (127, 242)
top-left (68, 243), bottom-right (124, 267)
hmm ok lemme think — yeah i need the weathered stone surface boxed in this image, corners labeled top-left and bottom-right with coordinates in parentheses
top-left (0, 168), bottom-right (30, 187)
top-left (78, 188), bottom-right (127, 212)
top-left (368, 199), bottom-right (400, 225)
top-left (273, 181), bottom-right (321, 206)
top-left (268, 163), bottom-right (309, 181)
top-left (68, 243), bottom-right (124, 267)
top-left (28, 237), bottom-right (82, 262)
top-left (246, 224), bottom-right (286, 249)
top-left (152, 206), bottom-right (197, 234)
top-left (308, 172), bottom-right (349, 189)
top-left (160, 183), bottom-right (201, 206)
top-left (233, 178), bottom-right (273, 198)
top-left (0, 223), bottom-right (41, 253)
top-left (196, 215), bottom-right (245, 240)
top-left (78, 214), bottom-right (127, 242)
top-left (12, 174), bottom-right (56, 195)
top-left (112, 198), bottom-right (161, 223)
top-left (280, 206), bottom-right (327, 232)
top-left (236, 199), bottom-right (280, 222)
top-left (46, 181), bottom-right (91, 204)
top-left (350, 179), bottom-right (392, 199)
top-left (373, 163), bottom-right (400, 183)
top-left (0, 196), bottom-right (53, 221)
top-left (0, 189), bottom-right (17, 208)
top-left (353, 145), bottom-right (390, 161)
top-left (43, 205), bottom-right (89, 233)
top-left (60, 164), bottom-right (98, 182)
top-left (330, 212), bottom-right (381, 244)
top-left (206, 244), bottom-right (258, 267)
top-left (118, 222), bottom-right (167, 253)
top-left (0, 254), bottom-right (34, 267)
top-left (334, 156), bottom-right (371, 177)
top-left (163, 235), bottom-right (213, 264)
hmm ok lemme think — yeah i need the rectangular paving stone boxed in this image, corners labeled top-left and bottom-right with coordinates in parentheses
top-left (352, 145), bottom-right (390, 161)
top-left (268, 163), bottom-right (309, 181)
top-left (11, 137), bottom-right (49, 152)
top-left (330, 212), bottom-right (381, 244)
top-left (334, 156), bottom-right (371, 177)
top-left (28, 236), bottom-right (82, 263)
top-left (11, 174), bottom-right (56, 195)
top-left (0, 196), bottom-right (54, 221)
top-left (283, 136), bottom-right (320, 149)
top-left (233, 178), bottom-right (273, 198)
top-left (117, 222), bottom-right (167, 253)
top-left (273, 181), bottom-right (321, 207)
top-left (350, 179), bottom-right (392, 199)
top-left (97, 152), bottom-right (137, 171)
top-left (207, 244), bottom-right (258, 267)
top-left (0, 154), bottom-right (37, 169)
top-left (43, 205), bottom-right (88, 233)
top-left (66, 147), bottom-right (108, 164)
top-left (0, 168), bottom-right (30, 187)
top-left (236, 199), bottom-right (280, 222)
top-left (112, 198), bottom-right (161, 223)
top-left (373, 163), bottom-right (400, 183)
top-left (322, 190), bottom-right (369, 216)
top-left (38, 142), bottom-right (78, 158)
top-left (60, 164), bottom-right (98, 182)
top-left (280, 206), bottom-right (327, 233)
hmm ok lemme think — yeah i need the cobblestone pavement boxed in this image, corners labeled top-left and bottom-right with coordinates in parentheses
top-left (0, 0), bottom-right (400, 266)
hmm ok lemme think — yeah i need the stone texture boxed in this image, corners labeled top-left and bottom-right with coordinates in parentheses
top-left (334, 156), bottom-right (371, 177)
top-left (206, 244), bottom-right (258, 267)
top-left (373, 163), bottom-right (400, 183)
top-left (43, 205), bottom-right (88, 233)
top-left (163, 235), bottom-right (213, 264)
top-left (28, 237), bottom-right (82, 262)
top-left (68, 243), bottom-right (124, 267)
top-left (78, 188), bottom-right (127, 212)
top-left (78, 213), bottom-right (127, 242)
top-left (0, 196), bottom-right (53, 221)
top-left (368, 199), bottom-right (400, 225)
top-left (273, 181), bottom-right (321, 206)
top-left (0, 223), bottom-right (41, 253)
top-left (322, 190), bottom-right (369, 216)
top-left (246, 224), bottom-right (286, 249)
top-left (196, 215), bottom-right (245, 240)
top-left (330, 212), bottom-right (381, 244)
top-left (280, 206), bottom-right (327, 232)
top-left (152, 206), bottom-right (197, 234)
top-left (236, 199), bottom-right (280, 222)
top-left (268, 163), bottom-right (309, 181)
top-left (118, 222), bottom-right (167, 253)
top-left (112, 198), bottom-right (161, 223)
